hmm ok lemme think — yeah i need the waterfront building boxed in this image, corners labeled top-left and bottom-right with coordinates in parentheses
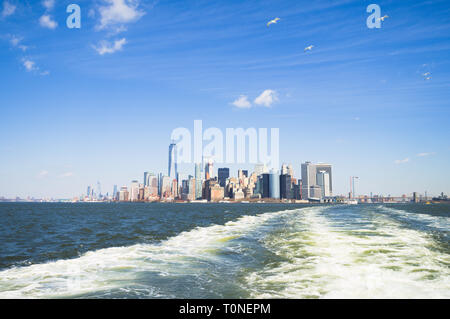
top-left (317, 170), bottom-right (331, 198)
top-left (233, 189), bottom-right (245, 201)
top-left (310, 185), bottom-right (322, 200)
top-left (130, 180), bottom-right (140, 202)
top-left (119, 186), bottom-right (129, 202)
top-left (204, 179), bottom-right (224, 201)
top-left (413, 192), bottom-right (420, 203)
top-left (315, 163), bottom-right (333, 195)
top-left (210, 184), bottom-right (225, 202)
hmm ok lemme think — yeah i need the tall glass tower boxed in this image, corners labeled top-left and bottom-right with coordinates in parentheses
top-left (168, 143), bottom-right (178, 179)
top-left (194, 163), bottom-right (202, 199)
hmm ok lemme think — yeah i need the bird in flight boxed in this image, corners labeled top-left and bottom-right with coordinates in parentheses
top-left (304, 45), bottom-right (314, 52)
top-left (267, 17), bottom-right (280, 27)
top-left (423, 72), bottom-right (431, 76)
top-left (378, 15), bottom-right (389, 22)
top-left (425, 77), bottom-right (432, 81)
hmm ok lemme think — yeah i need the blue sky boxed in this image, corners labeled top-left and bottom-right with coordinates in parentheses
top-left (0, 0), bottom-right (449, 198)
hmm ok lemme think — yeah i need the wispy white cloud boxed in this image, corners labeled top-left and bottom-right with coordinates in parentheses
top-left (9, 35), bottom-right (28, 51)
top-left (37, 170), bottom-right (49, 178)
top-left (39, 14), bottom-right (58, 29)
top-left (23, 59), bottom-right (37, 72)
top-left (21, 58), bottom-right (49, 75)
top-left (254, 89), bottom-right (278, 107)
top-left (1, 1), bottom-right (16, 17)
top-left (394, 158), bottom-right (410, 164)
top-left (417, 152), bottom-right (436, 157)
top-left (97, 0), bottom-right (145, 30)
top-left (42, 0), bottom-right (55, 10)
top-left (58, 172), bottom-right (74, 178)
top-left (231, 95), bottom-right (252, 108)
top-left (94, 38), bottom-right (127, 55)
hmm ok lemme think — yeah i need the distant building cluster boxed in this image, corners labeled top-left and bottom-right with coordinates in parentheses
top-left (80, 143), bottom-right (334, 203)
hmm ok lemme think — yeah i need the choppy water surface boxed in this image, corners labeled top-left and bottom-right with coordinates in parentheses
top-left (0, 203), bottom-right (448, 298)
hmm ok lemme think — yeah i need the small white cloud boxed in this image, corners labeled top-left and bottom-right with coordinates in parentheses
top-left (98, 0), bottom-right (145, 30)
top-left (10, 35), bottom-right (21, 46)
top-left (254, 89), bottom-right (278, 107)
top-left (417, 152), bottom-right (435, 157)
top-left (42, 0), bottom-right (55, 10)
top-left (59, 172), bottom-right (74, 178)
top-left (394, 158), bottom-right (410, 164)
top-left (9, 35), bottom-right (28, 51)
top-left (39, 14), bottom-right (58, 29)
top-left (94, 38), bottom-right (127, 55)
top-left (23, 59), bottom-right (37, 72)
top-left (232, 95), bottom-right (252, 108)
top-left (1, 1), bottom-right (16, 17)
top-left (37, 170), bottom-right (49, 178)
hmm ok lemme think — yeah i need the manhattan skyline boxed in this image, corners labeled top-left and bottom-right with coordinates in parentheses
top-left (1, 0), bottom-right (449, 198)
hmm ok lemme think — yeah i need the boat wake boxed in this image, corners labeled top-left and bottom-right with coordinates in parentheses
top-left (0, 205), bottom-right (448, 299)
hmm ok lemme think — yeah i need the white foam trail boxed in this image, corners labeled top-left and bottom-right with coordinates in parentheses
top-left (377, 205), bottom-right (450, 231)
top-left (0, 209), bottom-right (294, 299)
top-left (246, 207), bottom-right (450, 299)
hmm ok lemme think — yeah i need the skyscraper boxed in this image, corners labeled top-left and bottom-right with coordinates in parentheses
top-left (280, 174), bottom-right (292, 199)
top-left (130, 180), bottom-right (139, 202)
top-left (144, 172), bottom-right (150, 187)
top-left (317, 170), bottom-right (331, 198)
top-left (315, 163), bottom-right (332, 195)
top-left (301, 162), bottom-right (316, 199)
top-left (301, 162), bottom-right (333, 199)
top-left (113, 185), bottom-right (118, 200)
top-left (218, 168), bottom-right (230, 187)
top-left (205, 159), bottom-right (214, 180)
top-left (168, 143), bottom-right (178, 179)
top-left (160, 176), bottom-right (172, 198)
top-left (254, 163), bottom-right (268, 176)
top-left (269, 170), bottom-right (280, 199)
top-left (261, 174), bottom-right (270, 198)
top-left (195, 163), bottom-right (202, 200)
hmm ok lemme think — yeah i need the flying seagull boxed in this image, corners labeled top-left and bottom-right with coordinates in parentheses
top-left (378, 15), bottom-right (389, 22)
top-left (423, 72), bottom-right (431, 76)
top-left (425, 77), bottom-right (432, 81)
top-left (267, 17), bottom-right (280, 27)
top-left (304, 45), bottom-right (314, 52)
